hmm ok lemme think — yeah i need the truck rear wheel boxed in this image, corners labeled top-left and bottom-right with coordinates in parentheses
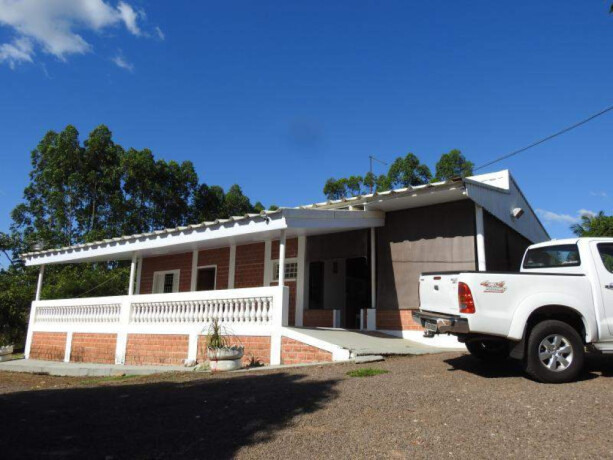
top-left (524, 320), bottom-right (584, 383)
top-left (465, 339), bottom-right (510, 362)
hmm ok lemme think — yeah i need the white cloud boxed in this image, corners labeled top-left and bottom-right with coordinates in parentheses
top-left (0, 0), bottom-right (149, 67)
top-left (112, 51), bottom-right (133, 71)
top-left (0, 37), bottom-right (33, 69)
top-left (155, 26), bottom-right (165, 41)
top-left (537, 208), bottom-right (597, 225)
top-left (590, 191), bottom-right (608, 198)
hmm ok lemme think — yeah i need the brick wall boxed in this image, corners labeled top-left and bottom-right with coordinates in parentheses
top-left (29, 332), bottom-right (66, 361)
top-left (197, 247), bottom-right (230, 289)
top-left (139, 252), bottom-right (193, 294)
top-left (197, 335), bottom-right (271, 366)
top-left (303, 310), bottom-right (334, 328)
top-left (235, 242), bottom-right (265, 288)
top-left (70, 333), bottom-right (117, 364)
top-left (376, 310), bottom-right (423, 331)
top-left (271, 238), bottom-right (298, 259)
top-left (281, 337), bottom-right (332, 364)
top-left (124, 334), bottom-right (189, 366)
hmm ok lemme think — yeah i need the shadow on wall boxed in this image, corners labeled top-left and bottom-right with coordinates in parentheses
top-left (377, 200), bottom-right (477, 310)
top-left (0, 372), bottom-right (340, 459)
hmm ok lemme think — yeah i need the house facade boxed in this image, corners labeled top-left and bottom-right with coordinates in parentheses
top-left (21, 170), bottom-right (549, 367)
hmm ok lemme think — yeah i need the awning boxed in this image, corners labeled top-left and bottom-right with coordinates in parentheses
top-left (22, 208), bottom-right (384, 266)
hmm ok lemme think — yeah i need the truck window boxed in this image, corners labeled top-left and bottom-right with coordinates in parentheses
top-left (523, 244), bottom-right (581, 269)
top-left (597, 243), bottom-right (613, 273)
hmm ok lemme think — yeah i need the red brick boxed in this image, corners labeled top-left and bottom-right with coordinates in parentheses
top-left (281, 337), bottom-right (332, 364)
top-left (197, 247), bottom-right (230, 289)
top-left (376, 309), bottom-right (423, 331)
top-left (125, 334), bottom-right (189, 366)
top-left (70, 333), bottom-right (117, 364)
top-left (303, 310), bottom-right (334, 327)
top-left (197, 335), bottom-right (271, 366)
top-left (139, 252), bottom-right (193, 293)
top-left (29, 332), bottom-right (66, 361)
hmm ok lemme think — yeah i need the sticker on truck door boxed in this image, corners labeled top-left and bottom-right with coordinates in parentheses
top-left (480, 281), bottom-right (507, 293)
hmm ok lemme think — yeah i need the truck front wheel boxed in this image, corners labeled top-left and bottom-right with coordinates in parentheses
top-left (465, 339), bottom-right (510, 362)
top-left (524, 320), bottom-right (585, 383)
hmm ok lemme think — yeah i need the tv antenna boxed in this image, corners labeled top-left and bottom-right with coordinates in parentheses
top-left (369, 155), bottom-right (388, 194)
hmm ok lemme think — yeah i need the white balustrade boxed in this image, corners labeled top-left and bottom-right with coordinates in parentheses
top-left (34, 303), bottom-right (121, 323)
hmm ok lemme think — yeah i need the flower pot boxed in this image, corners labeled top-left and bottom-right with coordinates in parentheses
top-left (207, 346), bottom-right (244, 361)
top-left (207, 346), bottom-right (244, 371)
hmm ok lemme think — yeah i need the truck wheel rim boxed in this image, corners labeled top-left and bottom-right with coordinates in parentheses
top-left (538, 334), bottom-right (573, 372)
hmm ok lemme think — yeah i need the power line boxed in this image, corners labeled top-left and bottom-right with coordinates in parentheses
top-left (474, 104), bottom-right (613, 172)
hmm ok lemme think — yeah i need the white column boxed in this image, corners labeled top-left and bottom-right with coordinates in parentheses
top-left (264, 240), bottom-right (272, 285)
top-left (135, 255), bottom-right (143, 295)
top-left (115, 296), bottom-right (131, 365)
top-left (475, 204), bottom-right (487, 271)
top-left (270, 283), bottom-right (289, 365)
top-left (187, 333), bottom-right (198, 365)
top-left (64, 332), bottom-right (73, 363)
top-left (228, 243), bottom-right (236, 289)
top-left (295, 236), bottom-right (306, 327)
top-left (190, 249), bottom-right (199, 291)
top-left (35, 265), bottom-right (45, 301)
top-left (128, 253), bottom-right (138, 296)
top-left (278, 230), bottom-right (286, 286)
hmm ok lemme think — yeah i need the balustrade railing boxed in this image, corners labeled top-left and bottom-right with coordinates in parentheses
top-left (34, 303), bottom-right (121, 323)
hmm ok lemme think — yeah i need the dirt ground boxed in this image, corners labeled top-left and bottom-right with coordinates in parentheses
top-left (2, 352), bottom-right (613, 459)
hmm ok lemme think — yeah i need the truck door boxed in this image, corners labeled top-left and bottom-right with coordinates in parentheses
top-left (591, 242), bottom-right (613, 335)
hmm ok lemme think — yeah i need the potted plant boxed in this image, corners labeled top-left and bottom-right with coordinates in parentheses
top-left (203, 319), bottom-right (244, 372)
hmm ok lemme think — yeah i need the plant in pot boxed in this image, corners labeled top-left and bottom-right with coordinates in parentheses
top-left (203, 319), bottom-right (244, 372)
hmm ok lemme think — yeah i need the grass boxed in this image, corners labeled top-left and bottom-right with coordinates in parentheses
top-left (80, 374), bottom-right (141, 385)
top-left (346, 368), bottom-right (389, 378)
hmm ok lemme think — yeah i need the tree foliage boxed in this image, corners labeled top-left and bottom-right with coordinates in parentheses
top-left (322, 149), bottom-right (471, 199)
top-left (571, 211), bottom-right (613, 237)
top-left (1, 124), bottom-right (273, 345)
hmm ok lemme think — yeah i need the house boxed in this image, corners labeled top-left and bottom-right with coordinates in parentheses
top-left (21, 169), bottom-right (549, 367)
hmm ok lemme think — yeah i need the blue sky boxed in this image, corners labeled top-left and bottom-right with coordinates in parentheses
top-left (0, 1), bottom-right (611, 239)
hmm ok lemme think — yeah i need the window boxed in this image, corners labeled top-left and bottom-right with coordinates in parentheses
top-left (273, 260), bottom-right (298, 281)
top-left (196, 266), bottom-right (216, 291)
top-left (523, 244), bottom-right (581, 269)
top-left (597, 243), bottom-right (613, 274)
top-left (152, 270), bottom-right (180, 293)
top-left (308, 261), bottom-right (324, 309)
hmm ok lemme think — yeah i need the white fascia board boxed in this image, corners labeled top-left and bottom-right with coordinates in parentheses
top-left (283, 208), bottom-right (385, 229)
top-left (24, 215), bottom-right (288, 266)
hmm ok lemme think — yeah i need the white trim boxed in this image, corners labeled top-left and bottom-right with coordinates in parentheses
top-left (35, 265), bottom-right (44, 301)
top-left (281, 327), bottom-right (351, 361)
top-left (295, 236), bottom-right (306, 327)
top-left (228, 244), bottom-right (236, 289)
top-left (128, 253), bottom-right (137, 296)
top-left (264, 239), bottom-right (272, 285)
top-left (195, 265), bottom-right (217, 291)
top-left (63, 331), bottom-right (73, 362)
top-left (190, 249), bottom-right (198, 291)
top-left (278, 230), bottom-right (286, 286)
top-left (272, 258), bottom-right (298, 282)
top-left (475, 204), bottom-right (487, 271)
top-left (135, 256), bottom-right (143, 295)
top-left (152, 269), bottom-right (181, 294)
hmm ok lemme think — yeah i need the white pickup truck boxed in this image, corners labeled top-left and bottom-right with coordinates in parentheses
top-left (413, 238), bottom-right (613, 383)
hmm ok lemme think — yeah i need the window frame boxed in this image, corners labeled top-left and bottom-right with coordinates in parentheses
top-left (152, 269), bottom-right (181, 294)
top-left (596, 243), bottom-right (613, 274)
top-left (272, 258), bottom-right (298, 282)
top-left (196, 264), bottom-right (217, 291)
top-left (522, 244), bottom-right (581, 269)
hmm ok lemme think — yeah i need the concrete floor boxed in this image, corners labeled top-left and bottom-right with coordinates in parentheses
top-left (287, 327), bottom-right (463, 357)
top-left (0, 359), bottom-right (187, 377)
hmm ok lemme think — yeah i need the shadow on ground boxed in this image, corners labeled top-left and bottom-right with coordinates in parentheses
top-left (444, 353), bottom-right (613, 381)
top-left (0, 372), bottom-right (339, 459)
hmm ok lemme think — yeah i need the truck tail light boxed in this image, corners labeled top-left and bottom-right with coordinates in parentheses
top-left (458, 282), bottom-right (475, 314)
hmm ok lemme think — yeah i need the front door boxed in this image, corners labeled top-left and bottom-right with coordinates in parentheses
top-left (592, 242), bottom-right (613, 337)
top-left (345, 257), bottom-right (370, 329)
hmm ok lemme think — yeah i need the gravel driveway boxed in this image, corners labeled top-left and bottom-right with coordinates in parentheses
top-left (1, 352), bottom-right (613, 459)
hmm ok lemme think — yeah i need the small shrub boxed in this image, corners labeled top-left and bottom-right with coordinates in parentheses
top-left (346, 368), bottom-right (389, 378)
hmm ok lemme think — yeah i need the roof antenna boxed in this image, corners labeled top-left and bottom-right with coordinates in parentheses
top-left (369, 155), bottom-right (388, 194)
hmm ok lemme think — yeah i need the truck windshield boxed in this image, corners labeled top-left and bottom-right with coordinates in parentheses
top-left (523, 244), bottom-right (581, 269)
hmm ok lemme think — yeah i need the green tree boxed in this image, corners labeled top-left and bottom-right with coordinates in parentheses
top-left (363, 172), bottom-right (376, 194)
top-left (346, 175), bottom-right (363, 196)
top-left (323, 178), bottom-right (346, 200)
top-left (223, 184), bottom-right (254, 217)
top-left (571, 211), bottom-right (613, 237)
top-left (387, 153), bottom-right (432, 188)
top-left (435, 149), bottom-right (474, 181)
